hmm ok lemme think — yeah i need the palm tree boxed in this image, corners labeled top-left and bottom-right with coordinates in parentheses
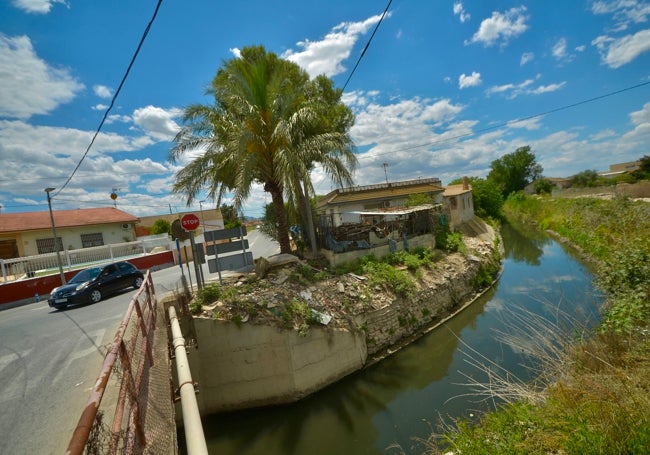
top-left (169, 46), bottom-right (357, 254)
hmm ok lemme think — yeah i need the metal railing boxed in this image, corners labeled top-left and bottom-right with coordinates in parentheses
top-left (0, 235), bottom-right (170, 283)
top-left (66, 270), bottom-right (158, 455)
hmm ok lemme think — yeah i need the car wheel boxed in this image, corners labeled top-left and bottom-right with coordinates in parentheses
top-left (89, 289), bottom-right (102, 303)
top-left (134, 277), bottom-right (144, 289)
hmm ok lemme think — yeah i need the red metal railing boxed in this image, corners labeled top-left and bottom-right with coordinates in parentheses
top-left (66, 270), bottom-right (158, 455)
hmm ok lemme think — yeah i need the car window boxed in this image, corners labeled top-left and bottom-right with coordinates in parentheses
top-left (69, 267), bottom-right (101, 284)
top-left (102, 265), bottom-right (118, 276)
top-left (117, 262), bottom-right (135, 273)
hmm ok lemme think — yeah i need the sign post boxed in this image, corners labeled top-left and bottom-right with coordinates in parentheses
top-left (181, 214), bottom-right (203, 291)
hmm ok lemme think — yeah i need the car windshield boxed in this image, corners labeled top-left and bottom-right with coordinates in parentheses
top-left (68, 267), bottom-right (102, 284)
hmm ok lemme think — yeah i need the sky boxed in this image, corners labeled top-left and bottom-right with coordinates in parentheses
top-left (1, 0), bottom-right (649, 219)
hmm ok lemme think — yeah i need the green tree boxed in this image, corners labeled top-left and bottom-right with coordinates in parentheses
top-left (220, 204), bottom-right (241, 229)
top-left (169, 46), bottom-right (356, 254)
top-left (570, 169), bottom-right (600, 187)
top-left (450, 177), bottom-right (504, 219)
top-left (151, 219), bottom-right (170, 235)
top-left (488, 145), bottom-right (543, 197)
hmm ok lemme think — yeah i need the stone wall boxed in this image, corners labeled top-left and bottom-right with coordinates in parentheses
top-left (355, 253), bottom-right (482, 358)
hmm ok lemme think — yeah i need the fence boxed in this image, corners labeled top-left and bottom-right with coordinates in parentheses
top-left (66, 270), bottom-right (176, 454)
top-left (0, 234), bottom-right (170, 283)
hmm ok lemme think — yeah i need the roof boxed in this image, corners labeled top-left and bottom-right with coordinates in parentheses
top-left (317, 178), bottom-right (444, 208)
top-left (443, 183), bottom-right (473, 197)
top-left (0, 207), bottom-right (140, 234)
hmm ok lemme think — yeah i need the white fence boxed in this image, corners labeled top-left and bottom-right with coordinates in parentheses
top-left (0, 234), bottom-right (171, 283)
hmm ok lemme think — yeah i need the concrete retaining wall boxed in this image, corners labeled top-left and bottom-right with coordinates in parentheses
top-left (190, 321), bottom-right (367, 415)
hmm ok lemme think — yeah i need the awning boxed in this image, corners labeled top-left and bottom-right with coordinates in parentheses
top-left (350, 204), bottom-right (439, 216)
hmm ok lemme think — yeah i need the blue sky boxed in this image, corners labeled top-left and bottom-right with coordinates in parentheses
top-left (1, 0), bottom-right (649, 218)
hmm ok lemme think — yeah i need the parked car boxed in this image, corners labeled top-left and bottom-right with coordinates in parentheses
top-left (48, 261), bottom-right (144, 309)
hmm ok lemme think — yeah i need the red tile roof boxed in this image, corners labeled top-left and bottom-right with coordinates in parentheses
top-left (0, 207), bottom-right (140, 234)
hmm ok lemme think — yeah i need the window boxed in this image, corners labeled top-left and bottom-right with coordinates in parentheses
top-left (81, 233), bottom-right (104, 248)
top-left (36, 237), bottom-right (63, 254)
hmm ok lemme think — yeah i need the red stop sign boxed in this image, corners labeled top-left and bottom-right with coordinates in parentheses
top-left (180, 213), bottom-right (200, 231)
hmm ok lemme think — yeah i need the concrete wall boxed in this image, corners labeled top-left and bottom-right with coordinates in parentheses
top-left (321, 233), bottom-right (435, 268)
top-left (17, 223), bottom-right (137, 256)
top-left (189, 321), bottom-right (367, 414)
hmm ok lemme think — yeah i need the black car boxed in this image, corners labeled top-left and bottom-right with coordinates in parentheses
top-left (48, 261), bottom-right (144, 309)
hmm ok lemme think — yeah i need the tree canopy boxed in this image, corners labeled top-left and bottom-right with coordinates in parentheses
top-left (169, 46), bottom-right (357, 254)
top-left (488, 145), bottom-right (543, 197)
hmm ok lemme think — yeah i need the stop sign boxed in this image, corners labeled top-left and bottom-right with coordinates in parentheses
top-left (180, 213), bottom-right (200, 231)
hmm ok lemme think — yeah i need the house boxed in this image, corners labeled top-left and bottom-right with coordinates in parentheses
top-left (0, 207), bottom-right (139, 259)
top-left (443, 176), bottom-right (475, 230)
top-left (315, 177), bottom-right (474, 265)
top-left (316, 177), bottom-right (445, 228)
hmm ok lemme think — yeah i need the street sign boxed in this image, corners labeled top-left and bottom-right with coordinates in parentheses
top-left (180, 213), bottom-right (200, 231)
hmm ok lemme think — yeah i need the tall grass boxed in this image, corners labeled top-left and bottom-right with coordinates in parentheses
top-left (422, 193), bottom-right (650, 454)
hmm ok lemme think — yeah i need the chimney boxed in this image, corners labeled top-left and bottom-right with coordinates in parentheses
top-left (462, 176), bottom-right (469, 190)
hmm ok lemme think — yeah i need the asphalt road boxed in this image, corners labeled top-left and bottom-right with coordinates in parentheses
top-left (0, 229), bottom-right (279, 455)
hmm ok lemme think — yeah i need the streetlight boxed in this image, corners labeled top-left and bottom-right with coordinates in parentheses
top-left (45, 188), bottom-right (66, 285)
top-left (199, 200), bottom-right (206, 231)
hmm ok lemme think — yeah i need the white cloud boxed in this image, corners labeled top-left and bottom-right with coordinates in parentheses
top-left (453, 1), bottom-right (471, 23)
top-left (466, 6), bottom-right (529, 47)
top-left (530, 82), bottom-right (567, 94)
top-left (630, 101), bottom-right (650, 126)
top-left (282, 12), bottom-right (391, 78)
top-left (592, 29), bottom-right (650, 68)
top-left (592, 0), bottom-right (650, 31)
top-left (92, 104), bottom-right (109, 111)
top-left (93, 85), bottom-right (113, 99)
top-left (458, 71), bottom-right (482, 89)
top-left (520, 52), bottom-right (534, 65)
top-left (131, 105), bottom-right (181, 141)
top-left (487, 76), bottom-right (565, 99)
top-left (0, 34), bottom-right (84, 119)
top-left (229, 47), bottom-right (241, 59)
top-left (11, 0), bottom-right (68, 14)
top-left (551, 38), bottom-right (568, 60)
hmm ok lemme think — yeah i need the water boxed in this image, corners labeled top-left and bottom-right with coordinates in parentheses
top-left (187, 222), bottom-right (603, 454)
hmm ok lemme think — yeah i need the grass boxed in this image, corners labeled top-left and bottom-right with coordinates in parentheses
top-left (423, 193), bottom-right (650, 454)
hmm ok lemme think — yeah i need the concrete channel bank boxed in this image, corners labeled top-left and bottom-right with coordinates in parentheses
top-left (166, 220), bottom-right (500, 418)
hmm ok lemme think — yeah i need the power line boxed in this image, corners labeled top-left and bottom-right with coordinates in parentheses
top-left (53, 0), bottom-right (164, 198)
top-left (349, 79), bottom-right (650, 161)
top-left (342, 0), bottom-right (392, 92)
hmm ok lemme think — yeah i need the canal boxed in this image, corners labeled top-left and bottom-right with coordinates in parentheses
top-left (186, 222), bottom-right (603, 454)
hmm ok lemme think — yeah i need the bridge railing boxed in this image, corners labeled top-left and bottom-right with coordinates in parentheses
top-left (66, 270), bottom-right (162, 455)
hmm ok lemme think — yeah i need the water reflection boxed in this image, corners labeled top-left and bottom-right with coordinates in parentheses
top-left (187, 223), bottom-right (602, 455)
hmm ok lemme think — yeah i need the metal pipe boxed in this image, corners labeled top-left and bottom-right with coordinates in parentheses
top-left (168, 305), bottom-right (208, 455)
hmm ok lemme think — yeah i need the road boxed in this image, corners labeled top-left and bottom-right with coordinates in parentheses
top-left (0, 229), bottom-right (278, 455)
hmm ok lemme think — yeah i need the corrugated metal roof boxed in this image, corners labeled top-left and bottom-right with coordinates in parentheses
top-left (0, 207), bottom-right (140, 234)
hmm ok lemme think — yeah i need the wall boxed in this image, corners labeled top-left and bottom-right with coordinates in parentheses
top-left (189, 321), bottom-right (367, 414)
top-left (187, 238), bottom-right (496, 414)
top-left (0, 251), bottom-right (174, 307)
top-left (19, 223), bottom-right (136, 256)
top-left (321, 233), bottom-right (435, 268)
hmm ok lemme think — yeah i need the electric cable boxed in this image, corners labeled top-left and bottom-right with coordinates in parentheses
top-left (342, 0), bottom-right (392, 92)
top-left (52, 0), bottom-right (164, 198)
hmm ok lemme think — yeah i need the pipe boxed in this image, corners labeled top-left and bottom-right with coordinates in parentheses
top-left (168, 305), bottom-right (208, 455)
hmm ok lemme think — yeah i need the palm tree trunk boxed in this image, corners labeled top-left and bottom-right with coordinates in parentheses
top-left (269, 187), bottom-right (292, 254)
top-left (299, 180), bottom-right (318, 256)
